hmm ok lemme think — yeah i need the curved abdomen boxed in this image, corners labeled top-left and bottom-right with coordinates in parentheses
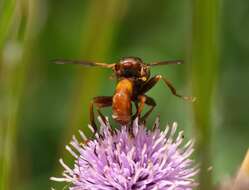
top-left (112, 79), bottom-right (133, 125)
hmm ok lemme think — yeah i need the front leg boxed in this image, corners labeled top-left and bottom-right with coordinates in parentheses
top-left (139, 75), bottom-right (196, 101)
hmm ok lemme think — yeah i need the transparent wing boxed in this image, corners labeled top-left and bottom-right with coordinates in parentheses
top-left (148, 60), bottom-right (184, 66)
top-left (52, 59), bottom-right (115, 68)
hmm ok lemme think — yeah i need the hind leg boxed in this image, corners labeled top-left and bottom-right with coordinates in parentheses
top-left (132, 95), bottom-right (156, 123)
top-left (132, 95), bottom-right (147, 124)
top-left (89, 96), bottom-right (112, 133)
top-left (141, 96), bottom-right (156, 122)
top-left (136, 95), bottom-right (147, 117)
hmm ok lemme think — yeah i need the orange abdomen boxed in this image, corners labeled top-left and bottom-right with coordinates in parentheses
top-left (112, 79), bottom-right (133, 125)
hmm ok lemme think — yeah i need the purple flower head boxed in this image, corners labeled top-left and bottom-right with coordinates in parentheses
top-left (51, 117), bottom-right (198, 190)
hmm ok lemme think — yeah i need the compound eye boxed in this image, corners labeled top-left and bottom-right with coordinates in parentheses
top-left (114, 64), bottom-right (119, 70)
top-left (114, 64), bottom-right (122, 75)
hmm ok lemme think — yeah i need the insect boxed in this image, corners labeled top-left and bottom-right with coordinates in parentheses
top-left (53, 56), bottom-right (195, 132)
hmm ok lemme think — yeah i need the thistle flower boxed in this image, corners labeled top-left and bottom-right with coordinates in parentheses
top-left (51, 117), bottom-right (198, 190)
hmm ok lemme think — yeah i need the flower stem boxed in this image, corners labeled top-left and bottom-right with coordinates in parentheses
top-left (189, 0), bottom-right (219, 189)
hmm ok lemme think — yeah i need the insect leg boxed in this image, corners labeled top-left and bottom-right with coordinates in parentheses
top-left (131, 101), bottom-right (139, 120)
top-left (141, 96), bottom-right (156, 122)
top-left (90, 96), bottom-right (113, 133)
top-left (139, 75), bottom-right (195, 101)
top-left (133, 95), bottom-right (156, 124)
top-left (136, 95), bottom-right (147, 117)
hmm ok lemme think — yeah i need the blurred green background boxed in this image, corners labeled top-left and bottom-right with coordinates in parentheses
top-left (0, 0), bottom-right (248, 190)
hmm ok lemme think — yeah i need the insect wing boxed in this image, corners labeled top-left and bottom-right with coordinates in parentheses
top-left (52, 59), bottom-right (114, 68)
top-left (148, 60), bottom-right (184, 66)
